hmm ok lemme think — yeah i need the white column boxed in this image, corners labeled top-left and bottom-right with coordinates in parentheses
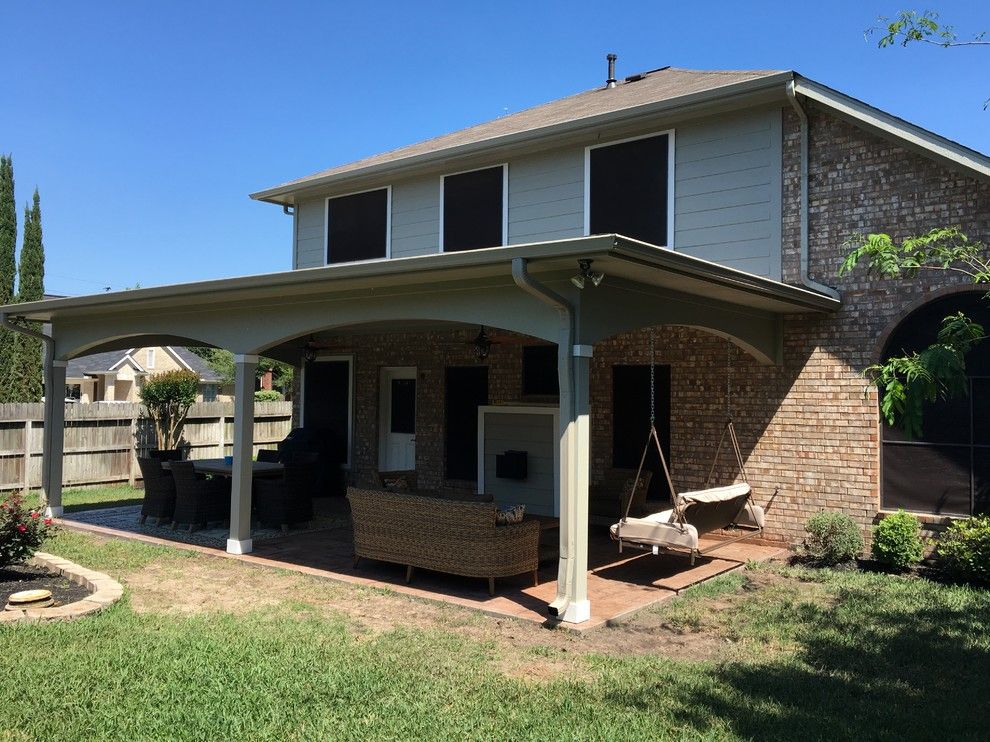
top-left (227, 353), bottom-right (257, 554)
top-left (42, 360), bottom-right (67, 517)
top-left (552, 343), bottom-right (593, 624)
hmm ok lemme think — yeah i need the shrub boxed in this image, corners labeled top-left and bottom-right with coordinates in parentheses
top-left (872, 510), bottom-right (926, 569)
top-left (934, 515), bottom-right (990, 584)
top-left (254, 390), bottom-right (283, 402)
top-left (0, 493), bottom-right (57, 568)
top-left (139, 370), bottom-right (200, 451)
top-left (803, 511), bottom-right (864, 566)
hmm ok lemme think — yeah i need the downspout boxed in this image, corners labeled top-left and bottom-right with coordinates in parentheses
top-left (786, 79), bottom-right (841, 301)
top-left (0, 312), bottom-right (56, 504)
top-left (511, 257), bottom-right (575, 619)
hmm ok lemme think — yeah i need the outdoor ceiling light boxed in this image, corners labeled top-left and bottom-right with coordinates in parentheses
top-left (473, 327), bottom-right (493, 361)
top-left (571, 259), bottom-right (605, 289)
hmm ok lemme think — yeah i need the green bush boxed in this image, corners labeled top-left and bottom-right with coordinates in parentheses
top-left (934, 515), bottom-right (990, 584)
top-left (0, 493), bottom-right (57, 568)
top-left (872, 510), bottom-right (926, 569)
top-left (803, 511), bottom-right (864, 566)
top-left (254, 390), bottom-right (283, 402)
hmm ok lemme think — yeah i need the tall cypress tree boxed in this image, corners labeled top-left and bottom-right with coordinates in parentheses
top-left (15, 189), bottom-right (45, 402)
top-left (0, 156), bottom-right (17, 403)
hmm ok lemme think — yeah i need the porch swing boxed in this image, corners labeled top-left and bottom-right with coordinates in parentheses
top-left (609, 334), bottom-right (769, 565)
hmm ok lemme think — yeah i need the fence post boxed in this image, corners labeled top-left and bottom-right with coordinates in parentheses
top-left (22, 418), bottom-right (31, 495)
top-left (219, 411), bottom-right (227, 459)
top-left (128, 410), bottom-right (138, 487)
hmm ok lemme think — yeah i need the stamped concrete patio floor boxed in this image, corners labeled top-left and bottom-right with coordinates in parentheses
top-left (62, 502), bottom-right (787, 631)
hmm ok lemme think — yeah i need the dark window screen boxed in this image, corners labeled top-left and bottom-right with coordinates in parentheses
top-left (522, 345), bottom-right (559, 396)
top-left (303, 360), bottom-right (350, 464)
top-left (612, 365), bottom-right (671, 500)
top-left (444, 367), bottom-right (489, 480)
top-left (327, 188), bottom-right (388, 264)
top-left (390, 378), bottom-right (416, 435)
top-left (881, 291), bottom-right (990, 515)
top-left (589, 134), bottom-right (669, 246)
top-left (442, 166), bottom-right (503, 252)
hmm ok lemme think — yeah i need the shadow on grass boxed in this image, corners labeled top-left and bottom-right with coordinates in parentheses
top-left (606, 576), bottom-right (990, 740)
top-left (64, 498), bottom-right (143, 513)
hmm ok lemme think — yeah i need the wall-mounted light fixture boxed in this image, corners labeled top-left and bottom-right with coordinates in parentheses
top-left (570, 259), bottom-right (605, 289)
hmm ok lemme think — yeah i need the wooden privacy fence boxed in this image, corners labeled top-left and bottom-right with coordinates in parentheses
top-left (0, 401), bottom-right (294, 492)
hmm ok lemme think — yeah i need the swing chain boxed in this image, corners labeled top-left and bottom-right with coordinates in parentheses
top-left (649, 330), bottom-right (656, 427)
top-left (726, 341), bottom-right (732, 420)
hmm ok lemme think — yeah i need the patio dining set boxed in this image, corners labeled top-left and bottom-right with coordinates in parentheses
top-left (137, 449), bottom-right (316, 533)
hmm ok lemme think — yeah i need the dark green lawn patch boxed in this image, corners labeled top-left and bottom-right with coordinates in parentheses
top-left (24, 485), bottom-right (144, 513)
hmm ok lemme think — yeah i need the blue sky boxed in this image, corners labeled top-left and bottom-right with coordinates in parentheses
top-left (0, 0), bottom-right (986, 297)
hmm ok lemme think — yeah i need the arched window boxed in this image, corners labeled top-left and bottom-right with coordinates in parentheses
top-left (881, 291), bottom-right (990, 516)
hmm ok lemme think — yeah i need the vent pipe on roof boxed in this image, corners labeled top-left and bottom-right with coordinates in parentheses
top-left (605, 54), bottom-right (617, 88)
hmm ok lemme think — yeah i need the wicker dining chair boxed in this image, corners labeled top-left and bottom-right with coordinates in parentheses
top-left (256, 449), bottom-right (281, 463)
top-left (253, 461), bottom-right (315, 533)
top-left (170, 460), bottom-right (229, 532)
top-left (137, 457), bottom-right (176, 525)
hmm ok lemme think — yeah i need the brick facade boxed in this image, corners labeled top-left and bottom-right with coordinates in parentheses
top-left (298, 105), bottom-right (990, 545)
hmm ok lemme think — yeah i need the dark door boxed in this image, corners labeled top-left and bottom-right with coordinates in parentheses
top-left (303, 359), bottom-right (350, 464)
top-left (612, 365), bottom-right (672, 501)
top-left (445, 366), bottom-right (489, 480)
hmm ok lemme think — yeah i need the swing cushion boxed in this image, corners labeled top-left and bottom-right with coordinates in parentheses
top-left (610, 511), bottom-right (700, 550)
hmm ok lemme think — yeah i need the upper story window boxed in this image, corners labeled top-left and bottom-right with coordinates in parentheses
top-left (146, 349), bottom-right (155, 369)
top-left (586, 131), bottom-right (673, 248)
top-left (441, 165), bottom-right (506, 252)
top-left (326, 187), bottom-right (390, 264)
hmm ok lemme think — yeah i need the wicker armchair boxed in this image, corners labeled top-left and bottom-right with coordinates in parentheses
top-left (149, 449), bottom-right (184, 462)
top-left (253, 461), bottom-right (315, 532)
top-left (589, 469), bottom-right (653, 520)
top-left (347, 487), bottom-right (540, 596)
top-left (256, 449), bottom-right (281, 463)
top-left (170, 461), bottom-right (229, 532)
top-left (137, 457), bottom-right (176, 525)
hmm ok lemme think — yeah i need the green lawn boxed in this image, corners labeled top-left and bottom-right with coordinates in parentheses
top-left (24, 484), bottom-right (143, 513)
top-left (1, 530), bottom-right (988, 740)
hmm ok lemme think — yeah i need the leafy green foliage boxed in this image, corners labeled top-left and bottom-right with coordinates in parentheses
top-left (254, 389), bottom-right (282, 402)
top-left (0, 492), bottom-right (56, 568)
top-left (0, 156), bottom-right (18, 404)
top-left (872, 510), bottom-right (926, 569)
top-left (14, 189), bottom-right (45, 402)
top-left (803, 511), bottom-right (864, 566)
top-left (934, 515), bottom-right (990, 584)
top-left (841, 229), bottom-right (990, 437)
top-left (188, 347), bottom-right (294, 395)
top-left (139, 370), bottom-right (199, 451)
top-left (874, 10), bottom-right (987, 49)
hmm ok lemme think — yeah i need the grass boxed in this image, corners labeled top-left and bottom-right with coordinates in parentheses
top-left (1, 533), bottom-right (988, 740)
top-left (22, 484), bottom-right (143, 513)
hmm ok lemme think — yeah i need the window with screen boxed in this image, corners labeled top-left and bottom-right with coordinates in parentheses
top-left (442, 166), bottom-right (504, 252)
top-left (522, 345), bottom-right (559, 397)
top-left (588, 133), bottom-right (670, 247)
top-left (326, 188), bottom-right (389, 264)
top-left (881, 291), bottom-right (990, 516)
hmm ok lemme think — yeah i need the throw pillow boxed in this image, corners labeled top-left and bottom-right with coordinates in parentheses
top-left (382, 476), bottom-right (409, 493)
top-left (496, 504), bottom-right (526, 525)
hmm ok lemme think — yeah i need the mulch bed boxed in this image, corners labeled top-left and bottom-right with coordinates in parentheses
top-left (0, 564), bottom-right (92, 608)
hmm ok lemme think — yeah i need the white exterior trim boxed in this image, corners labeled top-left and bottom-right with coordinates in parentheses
top-left (438, 163), bottom-right (509, 253)
top-left (164, 346), bottom-right (195, 372)
top-left (108, 349), bottom-right (144, 373)
top-left (324, 185), bottom-right (392, 265)
top-left (476, 404), bottom-right (560, 516)
top-left (584, 129), bottom-right (676, 250)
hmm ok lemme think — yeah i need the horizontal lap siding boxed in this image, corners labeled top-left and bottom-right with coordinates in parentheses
top-left (295, 198), bottom-right (325, 269)
top-left (390, 176), bottom-right (440, 258)
top-left (507, 150), bottom-right (584, 244)
top-left (674, 109), bottom-right (782, 279)
top-left (483, 412), bottom-right (556, 515)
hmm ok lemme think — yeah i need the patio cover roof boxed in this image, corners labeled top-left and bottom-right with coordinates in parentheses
top-left (1, 235), bottom-right (838, 327)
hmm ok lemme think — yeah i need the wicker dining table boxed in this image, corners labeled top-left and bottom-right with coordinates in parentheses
top-left (161, 458), bottom-right (284, 477)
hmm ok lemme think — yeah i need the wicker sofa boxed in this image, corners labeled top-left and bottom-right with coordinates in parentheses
top-left (346, 487), bottom-right (541, 596)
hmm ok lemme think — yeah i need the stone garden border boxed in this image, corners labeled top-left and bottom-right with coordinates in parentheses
top-left (0, 551), bottom-right (123, 624)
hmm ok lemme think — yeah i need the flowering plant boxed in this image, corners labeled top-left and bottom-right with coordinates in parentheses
top-left (0, 493), bottom-right (56, 569)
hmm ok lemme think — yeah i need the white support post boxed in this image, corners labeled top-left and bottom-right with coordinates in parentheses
top-left (43, 361), bottom-right (67, 517)
top-left (227, 354), bottom-right (257, 555)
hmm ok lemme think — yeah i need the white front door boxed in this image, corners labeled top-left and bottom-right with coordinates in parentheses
top-left (379, 367), bottom-right (416, 471)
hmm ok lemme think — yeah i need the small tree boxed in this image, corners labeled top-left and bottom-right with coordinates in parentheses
top-left (139, 370), bottom-right (199, 451)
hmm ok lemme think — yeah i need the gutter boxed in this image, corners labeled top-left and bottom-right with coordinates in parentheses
top-left (510, 257), bottom-right (575, 619)
top-left (785, 79), bottom-right (841, 301)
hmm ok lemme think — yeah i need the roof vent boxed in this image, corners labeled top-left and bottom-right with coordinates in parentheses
top-left (605, 53), bottom-right (617, 89)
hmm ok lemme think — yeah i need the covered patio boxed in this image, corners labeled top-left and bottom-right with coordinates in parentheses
top-left (0, 234), bottom-right (837, 625)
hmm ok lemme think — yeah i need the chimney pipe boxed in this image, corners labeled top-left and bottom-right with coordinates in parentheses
top-left (605, 53), bottom-right (617, 88)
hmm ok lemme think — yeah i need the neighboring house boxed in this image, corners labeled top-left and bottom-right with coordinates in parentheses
top-left (4, 62), bottom-right (989, 624)
top-left (65, 347), bottom-right (230, 403)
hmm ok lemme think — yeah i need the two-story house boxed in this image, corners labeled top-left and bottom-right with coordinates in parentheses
top-left (3, 62), bottom-right (988, 624)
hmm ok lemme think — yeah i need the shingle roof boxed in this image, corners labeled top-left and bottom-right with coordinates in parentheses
top-left (66, 347), bottom-right (222, 382)
top-left (252, 67), bottom-right (787, 200)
